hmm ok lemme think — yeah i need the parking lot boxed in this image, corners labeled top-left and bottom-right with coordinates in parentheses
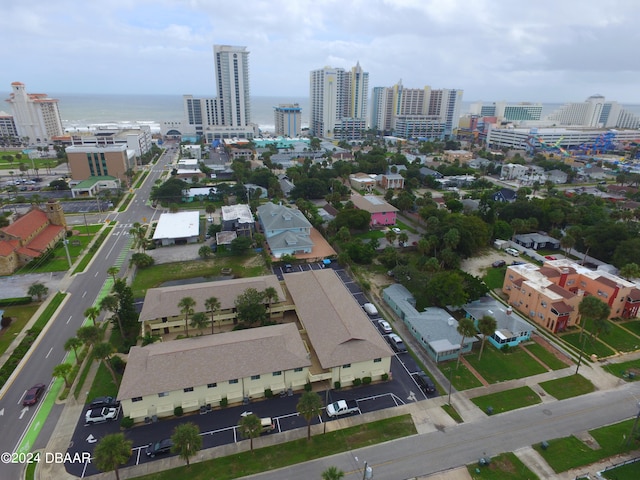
top-left (65, 263), bottom-right (438, 476)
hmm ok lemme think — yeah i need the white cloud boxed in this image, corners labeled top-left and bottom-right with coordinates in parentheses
top-left (2, 0), bottom-right (640, 102)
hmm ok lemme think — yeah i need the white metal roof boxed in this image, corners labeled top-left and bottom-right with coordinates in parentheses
top-left (152, 211), bottom-right (200, 240)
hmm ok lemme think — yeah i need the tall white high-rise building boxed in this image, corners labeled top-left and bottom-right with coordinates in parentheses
top-left (546, 94), bottom-right (640, 129)
top-left (309, 62), bottom-right (368, 140)
top-left (5, 82), bottom-right (64, 144)
top-left (427, 88), bottom-right (463, 136)
top-left (181, 45), bottom-right (257, 142)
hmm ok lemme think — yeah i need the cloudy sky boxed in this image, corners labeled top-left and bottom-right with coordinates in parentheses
top-left (2, 0), bottom-right (640, 103)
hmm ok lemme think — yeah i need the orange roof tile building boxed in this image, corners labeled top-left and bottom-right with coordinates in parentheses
top-left (0, 200), bottom-right (66, 275)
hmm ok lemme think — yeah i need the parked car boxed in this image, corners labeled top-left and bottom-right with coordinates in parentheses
top-left (492, 260), bottom-right (506, 268)
top-left (544, 255), bottom-right (557, 260)
top-left (89, 396), bottom-right (120, 408)
top-left (326, 399), bottom-right (359, 417)
top-left (377, 319), bottom-right (392, 334)
top-left (23, 383), bottom-right (46, 406)
top-left (392, 227), bottom-right (401, 234)
top-left (505, 248), bottom-right (520, 257)
top-left (387, 333), bottom-right (407, 353)
top-left (85, 407), bottom-right (118, 424)
top-left (363, 303), bottom-right (378, 316)
top-left (414, 372), bottom-right (436, 395)
top-left (146, 438), bottom-right (174, 457)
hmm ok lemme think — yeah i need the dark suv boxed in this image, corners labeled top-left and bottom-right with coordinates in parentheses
top-left (146, 438), bottom-right (174, 457)
top-left (414, 372), bottom-right (436, 395)
top-left (89, 396), bottom-right (120, 408)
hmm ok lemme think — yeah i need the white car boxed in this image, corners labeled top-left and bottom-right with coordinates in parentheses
top-left (505, 248), bottom-right (520, 257)
top-left (377, 320), bottom-right (392, 334)
top-left (392, 227), bottom-right (401, 234)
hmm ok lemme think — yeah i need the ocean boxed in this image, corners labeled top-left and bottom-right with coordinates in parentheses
top-left (2, 92), bottom-right (639, 135)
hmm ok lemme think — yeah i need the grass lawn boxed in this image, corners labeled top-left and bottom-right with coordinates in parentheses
top-left (465, 346), bottom-right (547, 383)
top-left (534, 418), bottom-right (638, 473)
top-left (602, 358), bottom-right (640, 382)
top-left (438, 361), bottom-right (484, 391)
top-left (395, 219), bottom-right (417, 234)
top-left (471, 386), bottom-right (541, 415)
top-left (135, 415), bottom-right (416, 480)
top-left (581, 317), bottom-right (640, 353)
top-left (27, 226), bottom-right (102, 273)
top-left (442, 403), bottom-right (463, 423)
top-left (131, 256), bottom-right (270, 298)
top-left (467, 452), bottom-right (540, 479)
top-left (522, 343), bottom-right (570, 370)
top-left (483, 267), bottom-right (506, 290)
top-left (601, 460), bottom-right (640, 479)
top-left (619, 319), bottom-right (640, 338)
top-left (354, 229), bottom-right (385, 241)
top-left (560, 332), bottom-right (615, 359)
top-left (0, 303), bottom-right (40, 355)
top-left (72, 226), bottom-right (113, 274)
top-left (87, 362), bottom-right (121, 401)
top-left (538, 374), bottom-right (595, 400)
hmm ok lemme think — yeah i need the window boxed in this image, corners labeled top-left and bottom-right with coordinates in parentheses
top-left (374, 358), bottom-right (382, 363)
top-left (342, 364), bottom-right (351, 368)
top-left (132, 397), bottom-right (142, 402)
top-left (184, 387), bottom-right (194, 393)
top-left (272, 371), bottom-right (282, 376)
top-left (294, 367), bottom-right (303, 372)
top-left (251, 375), bottom-right (260, 380)
top-left (229, 379), bottom-right (238, 384)
top-left (541, 301), bottom-right (547, 308)
top-left (597, 290), bottom-right (608, 298)
top-left (158, 392), bottom-right (169, 398)
top-left (566, 279), bottom-right (575, 286)
top-left (207, 383), bottom-right (217, 388)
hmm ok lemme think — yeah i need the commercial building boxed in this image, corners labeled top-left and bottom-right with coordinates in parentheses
top-left (0, 111), bottom-right (18, 141)
top-left (502, 259), bottom-right (640, 333)
top-left (0, 201), bottom-right (66, 275)
top-left (469, 102), bottom-right (543, 122)
top-left (274, 104), bottom-right (302, 137)
top-left (220, 204), bottom-right (255, 238)
top-left (122, 270), bottom-right (393, 422)
top-left (546, 95), bottom-right (640, 129)
top-left (65, 144), bottom-right (137, 183)
top-left (152, 211), bottom-right (200, 246)
top-left (5, 82), bottom-right (64, 145)
top-left (57, 125), bottom-right (153, 158)
top-left (309, 63), bottom-right (369, 140)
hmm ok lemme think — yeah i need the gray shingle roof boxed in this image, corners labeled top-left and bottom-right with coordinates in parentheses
top-left (257, 202), bottom-right (311, 231)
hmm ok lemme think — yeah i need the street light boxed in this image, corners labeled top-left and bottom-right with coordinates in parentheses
top-left (447, 365), bottom-right (454, 407)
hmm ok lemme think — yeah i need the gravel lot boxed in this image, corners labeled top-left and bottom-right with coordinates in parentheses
top-left (460, 248), bottom-right (521, 278)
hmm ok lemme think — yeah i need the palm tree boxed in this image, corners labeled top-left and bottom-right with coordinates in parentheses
top-left (93, 342), bottom-right (119, 387)
top-left (385, 230), bottom-right (397, 246)
top-left (107, 266), bottom-right (119, 283)
top-left (263, 286), bottom-right (278, 320)
top-left (205, 296), bottom-right (220, 334)
top-left (171, 422), bottom-right (202, 467)
top-left (178, 296), bottom-right (196, 337)
top-left (93, 433), bottom-right (132, 480)
top-left (52, 363), bottom-right (73, 388)
top-left (84, 306), bottom-right (101, 326)
top-left (456, 317), bottom-right (476, 369)
top-left (238, 413), bottom-right (262, 452)
top-left (297, 391), bottom-right (323, 440)
top-left (76, 325), bottom-right (103, 347)
top-left (129, 222), bottom-right (147, 252)
top-left (477, 315), bottom-right (497, 361)
top-left (64, 336), bottom-right (83, 364)
top-left (190, 312), bottom-right (208, 332)
top-left (27, 282), bottom-right (48, 302)
top-left (321, 466), bottom-right (345, 480)
top-left (576, 296), bottom-right (611, 374)
top-left (100, 295), bottom-right (126, 340)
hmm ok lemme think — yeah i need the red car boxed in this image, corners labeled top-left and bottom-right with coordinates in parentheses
top-left (23, 384), bottom-right (46, 406)
top-left (544, 255), bottom-right (557, 260)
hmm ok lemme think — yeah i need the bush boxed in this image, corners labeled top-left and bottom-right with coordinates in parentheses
top-left (264, 388), bottom-right (273, 398)
top-left (110, 356), bottom-right (126, 375)
top-left (1, 316), bottom-right (12, 329)
top-left (174, 406), bottom-right (183, 417)
top-left (120, 417), bottom-right (134, 429)
top-left (334, 381), bottom-right (341, 390)
top-left (0, 296), bottom-right (32, 307)
top-left (220, 397), bottom-right (228, 408)
top-left (501, 344), bottom-right (512, 353)
top-left (304, 382), bottom-right (312, 392)
top-left (353, 378), bottom-right (362, 387)
top-left (362, 376), bottom-right (372, 385)
top-left (381, 373), bottom-right (389, 381)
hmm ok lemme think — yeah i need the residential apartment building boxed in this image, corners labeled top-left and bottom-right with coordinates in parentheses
top-left (256, 202), bottom-right (314, 258)
top-left (546, 94), bottom-right (640, 129)
top-left (369, 81), bottom-right (461, 138)
top-left (502, 260), bottom-right (640, 333)
top-left (57, 125), bottom-right (153, 158)
top-left (309, 62), bottom-right (369, 140)
top-left (178, 45), bottom-right (258, 142)
top-left (274, 104), bottom-right (302, 137)
top-left (469, 102), bottom-right (543, 122)
top-left (5, 82), bottom-right (64, 145)
top-left (65, 144), bottom-right (137, 183)
top-left (349, 194), bottom-right (398, 227)
top-left (0, 111), bottom-right (18, 140)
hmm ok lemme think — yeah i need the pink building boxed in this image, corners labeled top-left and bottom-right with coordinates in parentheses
top-left (350, 194), bottom-right (398, 227)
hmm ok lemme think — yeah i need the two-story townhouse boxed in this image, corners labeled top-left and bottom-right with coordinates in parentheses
top-left (256, 202), bottom-right (314, 258)
top-left (349, 194), bottom-right (398, 227)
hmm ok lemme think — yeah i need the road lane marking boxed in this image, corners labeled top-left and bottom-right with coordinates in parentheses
top-left (45, 347), bottom-right (53, 359)
top-left (66, 315), bottom-right (72, 324)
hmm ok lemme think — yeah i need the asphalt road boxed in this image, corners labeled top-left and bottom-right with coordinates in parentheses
top-left (0, 142), bottom-right (178, 478)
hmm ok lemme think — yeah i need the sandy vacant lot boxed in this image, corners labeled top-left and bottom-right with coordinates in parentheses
top-left (460, 248), bottom-right (521, 278)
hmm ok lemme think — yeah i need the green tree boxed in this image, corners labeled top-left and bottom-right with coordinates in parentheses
top-left (198, 244), bottom-right (212, 259)
top-left (321, 466), bottom-right (345, 480)
top-left (456, 317), bottom-right (476, 369)
top-left (178, 296), bottom-right (196, 336)
top-left (130, 252), bottom-right (154, 268)
top-left (385, 230), bottom-right (397, 246)
top-left (52, 363), bottom-right (73, 388)
top-left (129, 222), bottom-right (148, 252)
top-left (238, 413), bottom-right (262, 452)
top-left (579, 295), bottom-right (611, 341)
top-left (171, 422), bottom-right (202, 467)
top-left (84, 306), bottom-right (101, 327)
top-left (477, 315), bottom-right (497, 360)
top-left (100, 295), bottom-right (126, 340)
top-left (93, 342), bottom-right (119, 387)
top-left (27, 282), bottom-right (48, 302)
top-left (230, 236), bottom-right (253, 255)
top-left (263, 286), bottom-right (278, 320)
top-left (619, 263), bottom-right (640, 281)
top-left (190, 311), bottom-right (208, 332)
top-left (64, 336), bottom-right (83, 364)
top-left (93, 432), bottom-right (132, 480)
top-left (297, 391), bottom-right (324, 440)
top-left (107, 266), bottom-right (119, 283)
top-left (77, 325), bottom-right (103, 347)
top-left (205, 296), bottom-right (220, 334)
top-left (235, 288), bottom-right (266, 326)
